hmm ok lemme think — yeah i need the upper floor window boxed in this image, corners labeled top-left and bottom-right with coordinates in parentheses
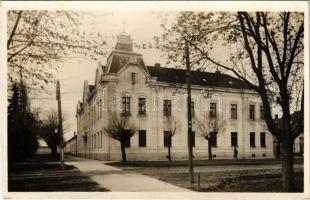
top-left (163, 100), bottom-right (171, 116)
top-left (231, 104), bottom-right (237, 119)
top-left (249, 105), bottom-right (255, 120)
top-left (260, 105), bottom-right (265, 120)
top-left (138, 97), bottom-right (146, 116)
top-left (131, 72), bottom-right (136, 85)
top-left (210, 103), bottom-right (217, 118)
top-left (191, 101), bottom-right (195, 117)
top-left (122, 96), bottom-right (130, 116)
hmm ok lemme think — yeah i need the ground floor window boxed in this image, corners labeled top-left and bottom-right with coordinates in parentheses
top-left (164, 131), bottom-right (172, 147)
top-left (231, 132), bottom-right (238, 147)
top-left (250, 132), bottom-right (256, 147)
top-left (260, 132), bottom-right (266, 147)
top-left (139, 130), bottom-right (146, 147)
top-left (124, 130), bottom-right (131, 148)
top-left (210, 132), bottom-right (217, 147)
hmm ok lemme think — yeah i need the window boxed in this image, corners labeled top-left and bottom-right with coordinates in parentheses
top-left (99, 99), bottom-right (103, 118)
top-left (231, 104), bottom-right (237, 119)
top-left (100, 131), bottom-right (103, 148)
top-left (231, 132), bottom-right (238, 147)
top-left (210, 132), bottom-right (217, 147)
top-left (249, 105), bottom-right (255, 120)
top-left (260, 105), bottom-right (265, 120)
top-left (122, 96), bottom-right (130, 116)
top-left (163, 100), bottom-right (171, 116)
top-left (210, 103), bottom-right (217, 118)
top-left (191, 131), bottom-right (195, 147)
top-left (260, 132), bottom-right (266, 147)
top-left (124, 130), bottom-right (131, 148)
top-left (131, 72), bottom-right (136, 85)
top-left (139, 130), bottom-right (146, 147)
top-left (250, 132), bottom-right (256, 147)
top-left (164, 131), bottom-right (172, 147)
top-left (89, 136), bottom-right (92, 149)
top-left (97, 132), bottom-right (100, 148)
top-left (138, 97), bottom-right (146, 115)
top-left (94, 134), bottom-right (96, 149)
top-left (191, 101), bottom-right (195, 117)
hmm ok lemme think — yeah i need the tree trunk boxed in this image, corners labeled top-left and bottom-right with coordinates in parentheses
top-left (208, 140), bottom-right (212, 160)
top-left (281, 139), bottom-right (295, 192)
top-left (120, 141), bottom-right (127, 162)
top-left (51, 145), bottom-right (57, 160)
top-left (168, 146), bottom-right (171, 161)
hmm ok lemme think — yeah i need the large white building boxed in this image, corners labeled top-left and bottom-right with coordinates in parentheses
top-left (75, 34), bottom-right (274, 161)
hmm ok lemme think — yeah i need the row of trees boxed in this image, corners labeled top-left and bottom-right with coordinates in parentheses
top-left (104, 112), bottom-right (225, 163)
top-left (7, 10), bottom-right (104, 161)
top-left (8, 80), bottom-right (39, 162)
top-left (8, 79), bottom-right (67, 162)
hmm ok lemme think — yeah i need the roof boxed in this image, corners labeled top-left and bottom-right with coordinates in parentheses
top-left (147, 66), bottom-right (251, 90)
top-left (65, 135), bottom-right (77, 145)
top-left (109, 53), bottom-right (146, 73)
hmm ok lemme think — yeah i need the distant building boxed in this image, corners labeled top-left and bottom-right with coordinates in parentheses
top-left (75, 34), bottom-right (273, 161)
top-left (273, 112), bottom-right (304, 157)
top-left (65, 134), bottom-right (77, 155)
top-left (37, 139), bottom-right (50, 155)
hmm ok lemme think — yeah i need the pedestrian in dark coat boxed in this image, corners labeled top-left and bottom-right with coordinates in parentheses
top-left (233, 146), bottom-right (238, 159)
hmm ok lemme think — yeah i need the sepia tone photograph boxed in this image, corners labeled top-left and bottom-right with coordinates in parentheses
top-left (2, 1), bottom-right (308, 198)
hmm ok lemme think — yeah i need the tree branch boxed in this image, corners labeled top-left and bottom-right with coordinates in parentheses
top-left (7, 11), bottom-right (23, 49)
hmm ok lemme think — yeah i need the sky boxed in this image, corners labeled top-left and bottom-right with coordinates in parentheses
top-left (32, 12), bottom-right (169, 140)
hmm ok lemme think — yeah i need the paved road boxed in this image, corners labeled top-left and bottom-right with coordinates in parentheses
top-left (67, 156), bottom-right (192, 192)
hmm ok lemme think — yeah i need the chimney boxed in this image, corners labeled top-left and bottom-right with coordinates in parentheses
top-left (154, 63), bottom-right (161, 67)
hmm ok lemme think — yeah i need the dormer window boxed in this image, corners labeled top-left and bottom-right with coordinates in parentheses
top-left (131, 73), bottom-right (136, 85)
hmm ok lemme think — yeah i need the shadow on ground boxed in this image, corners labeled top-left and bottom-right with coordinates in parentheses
top-left (8, 154), bottom-right (109, 192)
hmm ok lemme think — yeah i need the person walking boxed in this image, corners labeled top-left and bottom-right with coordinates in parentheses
top-left (233, 146), bottom-right (238, 159)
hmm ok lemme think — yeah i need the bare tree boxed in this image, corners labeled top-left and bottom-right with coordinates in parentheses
top-left (157, 11), bottom-right (303, 192)
top-left (165, 116), bottom-right (180, 161)
top-left (39, 109), bottom-right (69, 159)
top-left (7, 11), bottom-right (108, 90)
top-left (103, 112), bottom-right (136, 162)
top-left (195, 113), bottom-right (226, 160)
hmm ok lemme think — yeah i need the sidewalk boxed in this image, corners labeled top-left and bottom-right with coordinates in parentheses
top-left (66, 156), bottom-right (192, 192)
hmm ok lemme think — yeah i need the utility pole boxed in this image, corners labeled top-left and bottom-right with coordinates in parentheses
top-left (56, 80), bottom-right (65, 169)
top-left (185, 41), bottom-right (194, 184)
top-left (74, 131), bottom-right (78, 157)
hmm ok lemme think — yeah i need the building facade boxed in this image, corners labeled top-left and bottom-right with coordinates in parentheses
top-left (75, 34), bottom-right (274, 161)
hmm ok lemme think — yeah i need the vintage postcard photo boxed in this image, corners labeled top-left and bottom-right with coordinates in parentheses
top-left (1, 1), bottom-right (308, 199)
